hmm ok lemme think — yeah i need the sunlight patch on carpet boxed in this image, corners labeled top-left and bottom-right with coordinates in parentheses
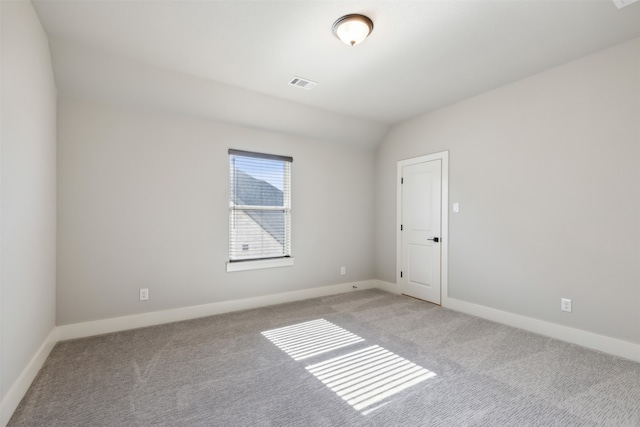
top-left (306, 345), bottom-right (436, 411)
top-left (261, 319), bottom-right (365, 360)
top-left (262, 319), bottom-right (436, 413)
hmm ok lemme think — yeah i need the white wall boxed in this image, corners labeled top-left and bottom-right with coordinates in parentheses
top-left (57, 99), bottom-right (375, 325)
top-left (1, 0), bottom-right (57, 405)
top-left (376, 38), bottom-right (640, 344)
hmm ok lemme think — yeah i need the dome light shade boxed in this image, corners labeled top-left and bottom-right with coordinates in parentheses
top-left (332, 14), bottom-right (374, 47)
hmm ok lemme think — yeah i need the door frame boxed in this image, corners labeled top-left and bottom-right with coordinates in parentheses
top-left (396, 151), bottom-right (449, 306)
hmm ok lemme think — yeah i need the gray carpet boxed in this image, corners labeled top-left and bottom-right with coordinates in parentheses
top-left (9, 290), bottom-right (640, 426)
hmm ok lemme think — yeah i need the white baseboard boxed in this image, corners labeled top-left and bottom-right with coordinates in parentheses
top-left (443, 296), bottom-right (640, 363)
top-left (372, 279), bottom-right (402, 295)
top-left (374, 280), bottom-right (640, 363)
top-left (3, 280), bottom-right (375, 424)
top-left (58, 280), bottom-right (378, 341)
top-left (5, 280), bottom-right (638, 425)
top-left (0, 328), bottom-right (57, 427)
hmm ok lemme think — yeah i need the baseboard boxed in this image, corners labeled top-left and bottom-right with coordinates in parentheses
top-left (6, 281), bottom-right (637, 425)
top-left (0, 327), bottom-right (58, 426)
top-left (372, 279), bottom-right (402, 295)
top-left (372, 281), bottom-right (640, 362)
top-left (3, 281), bottom-right (376, 424)
top-left (52, 280), bottom-right (640, 361)
top-left (58, 280), bottom-right (378, 341)
top-left (443, 297), bottom-right (640, 363)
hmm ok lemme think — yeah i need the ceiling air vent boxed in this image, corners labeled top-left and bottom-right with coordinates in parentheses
top-left (289, 76), bottom-right (318, 90)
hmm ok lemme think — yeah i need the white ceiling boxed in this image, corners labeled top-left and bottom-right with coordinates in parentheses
top-left (32, 0), bottom-right (640, 147)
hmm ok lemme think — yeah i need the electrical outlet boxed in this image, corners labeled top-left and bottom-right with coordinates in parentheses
top-left (561, 298), bottom-right (571, 312)
top-left (140, 288), bottom-right (149, 301)
top-left (340, 266), bottom-right (346, 276)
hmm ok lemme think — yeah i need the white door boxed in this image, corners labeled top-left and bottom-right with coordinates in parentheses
top-left (400, 159), bottom-right (442, 304)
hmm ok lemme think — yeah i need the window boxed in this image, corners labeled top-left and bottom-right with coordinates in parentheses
top-left (228, 149), bottom-right (292, 271)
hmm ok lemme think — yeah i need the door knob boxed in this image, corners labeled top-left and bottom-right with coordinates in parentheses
top-left (427, 237), bottom-right (440, 243)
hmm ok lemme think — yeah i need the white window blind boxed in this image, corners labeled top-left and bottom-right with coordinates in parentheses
top-left (229, 149), bottom-right (292, 262)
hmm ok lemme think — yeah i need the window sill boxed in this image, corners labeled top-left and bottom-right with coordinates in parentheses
top-left (226, 257), bottom-right (294, 272)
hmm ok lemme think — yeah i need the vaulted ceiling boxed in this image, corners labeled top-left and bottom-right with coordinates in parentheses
top-left (33, 0), bottom-right (640, 147)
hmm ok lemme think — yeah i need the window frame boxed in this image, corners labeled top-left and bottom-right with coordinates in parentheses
top-left (226, 149), bottom-right (294, 272)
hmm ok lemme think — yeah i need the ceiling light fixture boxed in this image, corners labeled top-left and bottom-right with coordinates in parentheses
top-left (332, 14), bottom-right (374, 47)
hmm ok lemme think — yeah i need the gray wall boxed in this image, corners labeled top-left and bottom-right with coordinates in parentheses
top-left (375, 38), bottom-right (640, 344)
top-left (1, 1), bottom-right (57, 400)
top-left (57, 99), bottom-right (375, 325)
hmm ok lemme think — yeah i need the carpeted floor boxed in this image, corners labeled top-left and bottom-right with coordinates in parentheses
top-left (9, 289), bottom-right (640, 426)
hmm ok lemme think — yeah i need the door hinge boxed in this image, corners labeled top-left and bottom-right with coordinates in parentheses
top-left (400, 271), bottom-right (403, 278)
top-left (401, 224), bottom-right (403, 231)
top-left (401, 177), bottom-right (404, 184)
